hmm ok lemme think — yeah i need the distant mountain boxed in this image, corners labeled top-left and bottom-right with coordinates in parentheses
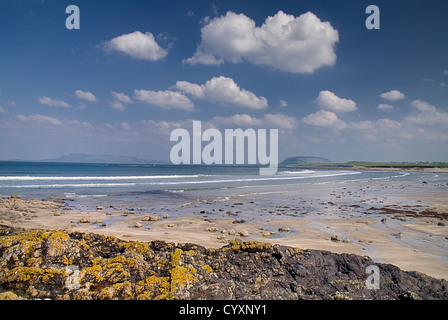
top-left (44, 153), bottom-right (167, 164)
top-left (281, 156), bottom-right (332, 165)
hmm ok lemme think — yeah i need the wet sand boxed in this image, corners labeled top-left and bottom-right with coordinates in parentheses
top-left (1, 177), bottom-right (447, 280)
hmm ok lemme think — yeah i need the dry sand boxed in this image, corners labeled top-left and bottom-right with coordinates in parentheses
top-left (1, 194), bottom-right (447, 280)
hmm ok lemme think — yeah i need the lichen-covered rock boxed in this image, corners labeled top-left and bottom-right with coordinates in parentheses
top-left (0, 225), bottom-right (447, 300)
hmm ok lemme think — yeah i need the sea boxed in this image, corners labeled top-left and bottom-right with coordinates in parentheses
top-left (0, 161), bottom-right (446, 217)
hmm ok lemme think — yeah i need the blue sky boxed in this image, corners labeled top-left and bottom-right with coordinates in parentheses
top-left (0, 0), bottom-right (447, 163)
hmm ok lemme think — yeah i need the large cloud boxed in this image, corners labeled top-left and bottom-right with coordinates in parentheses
top-left (175, 76), bottom-right (268, 109)
top-left (105, 31), bottom-right (167, 61)
top-left (184, 11), bottom-right (339, 73)
top-left (134, 89), bottom-right (194, 111)
top-left (315, 90), bottom-right (357, 113)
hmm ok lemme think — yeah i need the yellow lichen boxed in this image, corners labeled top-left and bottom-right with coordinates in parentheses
top-left (171, 248), bottom-right (183, 267)
top-left (0, 230), bottom-right (44, 258)
top-left (135, 275), bottom-right (170, 300)
top-left (62, 255), bottom-right (72, 265)
top-left (0, 266), bottom-right (66, 285)
top-left (119, 241), bottom-right (150, 255)
top-left (82, 265), bottom-right (104, 282)
top-left (0, 291), bottom-right (22, 300)
top-left (202, 265), bottom-right (213, 273)
top-left (169, 265), bottom-right (196, 293)
top-left (42, 231), bottom-right (71, 257)
top-left (98, 281), bottom-right (133, 300)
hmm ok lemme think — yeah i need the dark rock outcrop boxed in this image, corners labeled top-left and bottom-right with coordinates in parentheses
top-left (0, 225), bottom-right (446, 300)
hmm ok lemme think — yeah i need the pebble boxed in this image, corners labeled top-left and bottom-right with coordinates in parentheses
top-left (10, 194), bottom-right (20, 199)
top-left (238, 230), bottom-right (249, 237)
top-left (143, 215), bottom-right (159, 221)
top-left (207, 227), bottom-right (219, 232)
top-left (278, 227), bottom-right (290, 233)
top-left (228, 230), bottom-right (236, 235)
top-left (437, 222), bottom-right (445, 226)
top-left (79, 218), bottom-right (90, 224)
top-left (53, 211), bottom-right (61, 216)
top-left (167, 224), bottom-right (174, 227)
top-left (96, 206), bottom-right (103, 210)
top-left (134, 222), bottom-right (143, 228)
top-left (262, 231), bottom-right (271, 238)
top-left (163, 214), bottom-right (169, 219)
top-left (330, 235), bottom-right (341, 242)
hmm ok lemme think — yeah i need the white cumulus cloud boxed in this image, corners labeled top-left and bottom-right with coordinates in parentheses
top-left (315, 90), bottom-right (357, 113)
top-left (380, 90), bottom-right (405, 101)
top-left (175, 76), bottom-right (267, 109)
top-left (184, 10), bottom-right (339, 73)
top-left (75, 90), bottom-right (98, 102)
top-left (105, 31), bottom-right (168, 61)
top-left (134, 89), bottom-right (194, 111)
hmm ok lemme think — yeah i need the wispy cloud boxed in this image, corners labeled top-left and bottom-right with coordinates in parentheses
top-left (38, 96), bottom-right (70, 108)
top-left (211, 113), bottom-right (298, 130)
top-left (110, 101), bottom-right (126, 111)
top-left (279, 100), bottom-right (288, 108)
top-left (111, 91), bottom-right (133, 103)
top-left (377, 103), bottom-right (394, 111)
top-left (75, 90), bottom-right (98, 102)
top-left (16, 114), bottom-right (63, 126)
top-left (134, 89), bottom-right (194, 111)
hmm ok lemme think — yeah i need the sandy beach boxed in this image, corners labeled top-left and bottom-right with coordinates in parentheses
top-left (1, 175), bottom-right (447, 281)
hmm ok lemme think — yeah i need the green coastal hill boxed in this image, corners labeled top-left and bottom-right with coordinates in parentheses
top-left (280, 157), bottom-right (448, 169)
top-left (281, 156), bottom-right (332, 165)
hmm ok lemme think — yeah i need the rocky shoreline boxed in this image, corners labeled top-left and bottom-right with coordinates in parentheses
top-left (1, 225), bottom-right (447, 300)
